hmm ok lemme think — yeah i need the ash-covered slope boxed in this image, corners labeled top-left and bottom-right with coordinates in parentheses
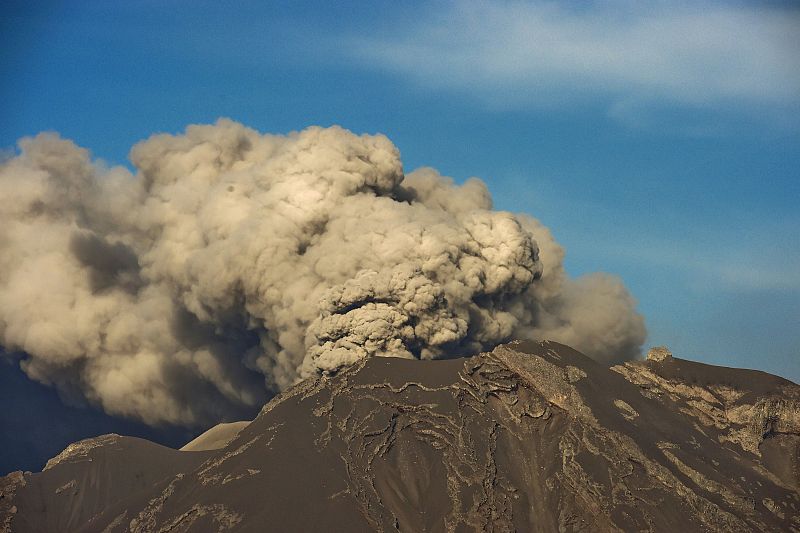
top-left (2, 341), bottom-right (798, 532)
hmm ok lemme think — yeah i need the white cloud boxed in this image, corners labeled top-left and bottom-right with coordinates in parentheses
top-left (351, 1), bottom-right (800, 113)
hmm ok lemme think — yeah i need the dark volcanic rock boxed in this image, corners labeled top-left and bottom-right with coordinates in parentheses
top-left (2, 341), bottom-right (798, 532)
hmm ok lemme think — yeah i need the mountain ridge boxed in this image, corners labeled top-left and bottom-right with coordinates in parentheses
top-left (2, 340), bottom-right (798, 532)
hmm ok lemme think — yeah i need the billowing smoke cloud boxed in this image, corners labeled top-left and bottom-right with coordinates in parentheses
top-left (0, 120), bottom-right (645, 426)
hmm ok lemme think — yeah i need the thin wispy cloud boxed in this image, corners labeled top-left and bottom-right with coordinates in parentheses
top-left (499, 176), bottom-right (800, 293)
top-left (587, 230), bottom-right (800, 292)
top-left (351, 1), bottom-right (800, 118)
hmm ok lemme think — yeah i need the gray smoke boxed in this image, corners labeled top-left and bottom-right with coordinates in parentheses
top-left (0, 120), bottom-right (645, 426)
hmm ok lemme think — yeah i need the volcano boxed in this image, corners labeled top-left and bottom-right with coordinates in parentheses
top-left (2, 341), bottom-right (798, 532)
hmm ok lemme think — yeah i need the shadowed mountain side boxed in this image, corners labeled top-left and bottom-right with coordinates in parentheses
top-left (0, 436), bottom-right (213, 533)
top-left (2, 341), bottom-right (798, 532)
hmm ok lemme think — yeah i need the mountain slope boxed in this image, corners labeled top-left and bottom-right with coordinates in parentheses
top-left (2, 341), bottom-right (798, 532)
top-left (180, 422), bottom-right (251, 452)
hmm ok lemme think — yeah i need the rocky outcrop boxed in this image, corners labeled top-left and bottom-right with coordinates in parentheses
top-left (612, 349), bottom-right (800, 500)
top-left (1, 341), bottom-right (798, 532)
top-left (0, 471), bottom-right (25, 533)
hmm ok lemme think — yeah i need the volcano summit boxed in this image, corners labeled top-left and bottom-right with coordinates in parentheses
top-left (2, 341), bottom-right (797, 532)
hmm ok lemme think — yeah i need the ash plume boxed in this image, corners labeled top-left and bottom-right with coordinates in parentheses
top-left (0, 120), bottom-right (645, 426)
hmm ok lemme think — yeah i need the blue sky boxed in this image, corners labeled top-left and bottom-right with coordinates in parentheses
top-left (2, 0), bottom-right (798, 390)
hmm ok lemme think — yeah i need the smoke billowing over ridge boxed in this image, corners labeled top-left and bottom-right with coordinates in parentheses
top-left (0, 120), bottom-right (645, 426)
